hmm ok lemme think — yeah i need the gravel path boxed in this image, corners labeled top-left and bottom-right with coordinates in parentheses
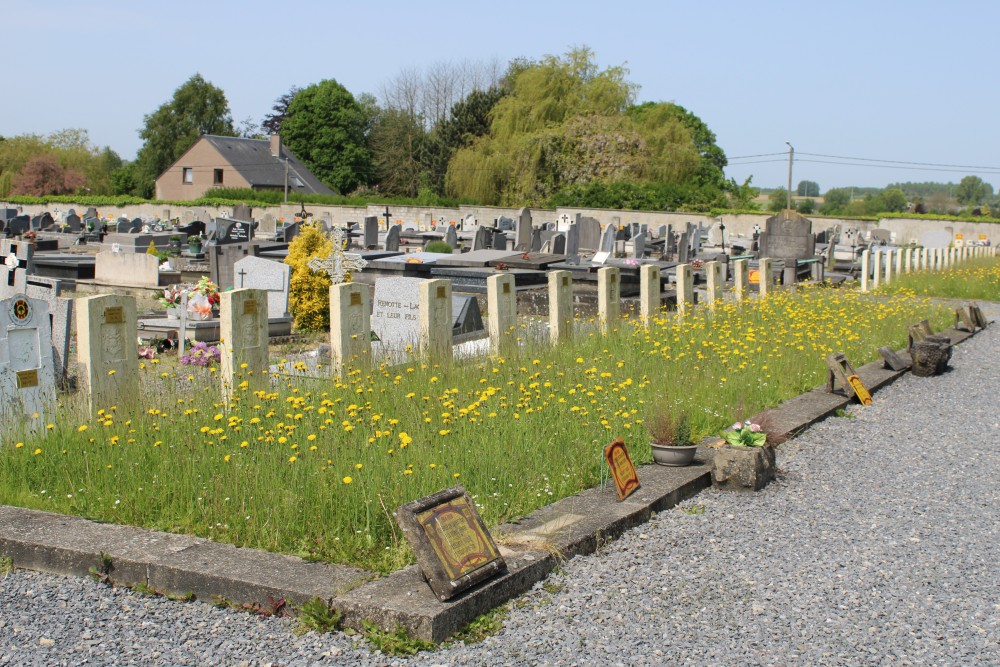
top-left (2, 306), bottom-right (998, 666)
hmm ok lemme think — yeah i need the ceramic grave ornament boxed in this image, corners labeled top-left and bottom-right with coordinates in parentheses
top-left (0, 294), bottom-right (56, 441)
top-left (308, 227), bottom-right (368, 284)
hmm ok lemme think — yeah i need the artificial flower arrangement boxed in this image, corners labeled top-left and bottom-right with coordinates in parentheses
top-left (722, 420), bottom-right (767, 448)
top-left (180, 341), bottom-right (221, 367)
top-left (187, 277), bottom-right (220, 320)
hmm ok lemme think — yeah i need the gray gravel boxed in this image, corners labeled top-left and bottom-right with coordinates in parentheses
top-left (2, 305), bottom-right (998, 666)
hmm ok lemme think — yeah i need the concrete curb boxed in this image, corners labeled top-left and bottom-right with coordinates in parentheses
top-left (0, 324), bottom-right (977, 642)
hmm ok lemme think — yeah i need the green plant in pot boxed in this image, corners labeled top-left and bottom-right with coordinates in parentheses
top-left (187, 235), bottom-right (203, 254)
top-left (712, 417), bottom-right (779, 491)
top-left (723, 420), bottom-right (767, 447)
top-left (647, 408), bottom-right (698, 466)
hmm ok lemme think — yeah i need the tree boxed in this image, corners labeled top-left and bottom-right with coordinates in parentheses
top-left (422, 86), bottom-right (507, 194)
top-left (0, 129), bottom-right (121, 197)
top-left (879, 187), bottom-right (908, 213)
top-left (955, 175), bottom-right (993, 205)
top-left (629, 102), bottom-right (727, 188)
top-left (820, 187), bottom-right (851, 214)
top-left (11, 154), bottom-right (86, 195)
top-left (796, 198), bottom-right (815, 214)
top-left (369, 107), bottom-right (427, 197)
top-left (281, 79), bottom-right (372, 194)
top-left (796, 180), bottom-right (820, 197)
top-left (134, 74), bottom-right (236, 197)
top-left (768, 187), bottom-right (789, 212)
top-left (261, 86), bottom-right (300, 136)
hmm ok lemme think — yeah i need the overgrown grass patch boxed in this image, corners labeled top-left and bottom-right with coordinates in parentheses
top-left (0, 287), bottom-right (952, 572)
top-left (877, 256), bottom-right (999, 301)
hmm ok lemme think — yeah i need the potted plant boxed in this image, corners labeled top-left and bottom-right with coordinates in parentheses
top-left (168, 235), bottom-right (183, 253)
top-left (187, 234), bottom-right (203, 254)
top-left (711, 419), bottom-right (777, 491)
top-left (647, 408), bottom-right (698, 466)
top-left (159, 284), bottom-right (186, 319)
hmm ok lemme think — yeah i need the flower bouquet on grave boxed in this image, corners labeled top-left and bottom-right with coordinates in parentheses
top-left (159, 284), bottom-right (187, 318)
top-left (180, 341), bottom-right (221, 367)
top-left (690, 258), bottom-right (704, 270)
top-left (722, 420), bottom-right (766, 448)
top-left (186, 277), bottom-right (219, 321)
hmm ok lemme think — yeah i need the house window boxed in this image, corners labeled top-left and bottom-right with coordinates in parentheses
top-left (214, 169), bottom-right (223, 185)
top-left (182, 167), bottom-right (193, 184)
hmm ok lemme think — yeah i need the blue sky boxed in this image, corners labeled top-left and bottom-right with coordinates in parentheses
top-left (5, 0), bottom-right (997, 191)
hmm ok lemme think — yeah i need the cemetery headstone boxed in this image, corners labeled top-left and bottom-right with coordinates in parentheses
top-left (0, 294), bottom-right (56, 440)
top-left (496, 216), bottom-right (515, 232)
top-left (75, 294), bottom-right (139, 412)
top-left (217, 219), bottom-right (253, 245)
top-left (551, 233), bottom-right (566, 255)
top-left (363, 215), bottom-right (379, 249)
top-left (639, 264), bottom-right (661, 323)
top-left (329, 282), bottom-right (372, 376)
top-left (597, 267), bottom-right (620, 333)
top-left (756, 210), bottom-right (815, 261)
top-left (445, 224), bottom-right (459, 250)
top-left (492, 231), bottom-right (509, 251)
top-left (7, 216), bottom-right (30, 237)
top-left (258, 213), bottom-right (277, 238)
top-left (487, 273), bottom-right (516, 354)
top-left (419, 279), bottom-right (453, 362)
top-left (516, 208), bottom-right (532, 250)
top-left (281, 221), bottom-right (301, 243)
top-left (599, 224), bottom-right (616, 253)
top-left (65, 213), bottom-right (82, 232)
top-left (372, 277), bottom-right (422, 364)
top-left (233, 255), bottom-right (291, 319)
top-left (565, 222), bottom-right (580, 263)
top-left (549, 271), bottom-right (573, 343)
top-left (631, 232), bottom-right (646, 259)
top-left (530, 228), bottom-right (542, 253)
top-left (220, 288), bottom-right (269, 396)
top-left (209, 243), bottom-right (252, 290)
top-left (384, 224), bottom-right (401, 252)
top-left (95, 251), bottom-right (163, 288)
top-left (578, 216), bottom-right (601, 250)
top-left (677, 233), bottom-right (690, 264)
top-left (604, 440), bottom-right (640, 500)
top-left (231, 203), bottom-right (252, 222)
top-left (472, 226), bottom-right (490, 251)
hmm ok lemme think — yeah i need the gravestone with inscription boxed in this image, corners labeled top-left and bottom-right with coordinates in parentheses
top-left (220, 288), bottom-right (269, 395)
top-left (216, 219), bottom-right (253, 245)
top-left (371, 277), bottom-right (422, 364)
top-left (233, 255), bottom-right (291, 319)
top-left (75, 294), bottom-right (138, 412)
top-left (578, 216), bottom-right (601, 250)
top-left (0, 294), bottom-right (56, 440)
top-left (363, 215), bottom-right (379, 248)
top-left (384, 224), bottom-right (401, 252)
top-left (757, 210), bottom-right (814, 261)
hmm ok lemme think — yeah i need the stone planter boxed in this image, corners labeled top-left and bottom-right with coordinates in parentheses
top-left (650, 443), bottom-right (698, 466)
top-left (911, 335), bottom-right (951, 377)
top-left (711, 444), bottom-right (776, 492)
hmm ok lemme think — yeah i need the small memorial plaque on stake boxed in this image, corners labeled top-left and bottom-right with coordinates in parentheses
top-left (604, 439), bottom-right (640, 500)
top-left (825, 352), bottom-right (872, 406)
top-left (395, 486), bottom-right (506, 602)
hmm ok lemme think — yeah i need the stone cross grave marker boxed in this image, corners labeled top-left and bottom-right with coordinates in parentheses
top-left (0, 294), bottom-right (56, 441)
top-left (233, 255), bottom-right (291, 319)
top-left (308, 227), bottom-right (368, 284)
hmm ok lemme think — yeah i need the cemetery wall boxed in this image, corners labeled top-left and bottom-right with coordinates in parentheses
top-left (5, 201), bottom-right (998, 245)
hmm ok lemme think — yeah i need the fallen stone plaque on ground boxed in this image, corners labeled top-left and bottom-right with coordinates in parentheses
top-left (604, 440), bottom-right (640, 500)
top-left (878, 346), bottom-right (911, 372)
top-left (395, 486), bottom-right (506, 602)
top-left (825, 352), bottom-right (872, 405)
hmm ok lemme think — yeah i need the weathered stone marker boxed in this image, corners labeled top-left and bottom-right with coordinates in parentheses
top-left (675, 263), bottom-right (693, 316)
top-left (0, 294), bottom-right (56, 441)
top-left (758, 258), bottom-right (773, 298)
top-left (912, 335), bottom-right (952, 377)
top-left (639, 264), bottom-right (660, 324)
top-left (597, 267), bottom-right (620, 333)
top-left (878, 346), bottom-right (911, 372)
top-left (548, 270), bottom-right (572, 344)
top-left (220, 288), bottom-right (269, 397)
top-left (860, 250), bottom-right (870, 292)
top-left (76, 294), bottom-right (138, 413)
top-left (329, 282), bottom-right (371, 376)
top-left (732, 258), bottom-right (748, 302)
top-left (487, 273), bottom-right (517, 354)
top-left (394, 486), bottom-right (506, 602)
top-left (419, 279), bottom-right (453, 362)
top-left (705, 260), bottom-right (723, 308)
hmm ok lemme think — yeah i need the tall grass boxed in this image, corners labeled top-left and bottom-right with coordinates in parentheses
top-left (878, 256), bottom-right (999, 301)
top-left (0, 287), bottom-right (951, 572)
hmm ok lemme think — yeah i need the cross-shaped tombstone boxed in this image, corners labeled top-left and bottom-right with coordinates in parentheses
top-left (308, 227), bottom-right (368, 285)
top-left (383, 207), bottom-right (392, 231)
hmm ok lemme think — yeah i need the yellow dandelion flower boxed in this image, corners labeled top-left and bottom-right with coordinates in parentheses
top-left (342, 476), bottom-right (353, 484)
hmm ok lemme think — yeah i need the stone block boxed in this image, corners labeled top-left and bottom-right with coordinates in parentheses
top-left (419, 279), bottom-right (452, 362)
top-left (487, 274), bottom-right (517, 354)
top-left (548, 271), bottom-right (573, 344)
top-left (639, 265), bottom-right (660, 323)
top-left (597, 267), bottom-right (620, 333)
top-left (711, 444), bottom-right (776, 492)
top-left (75, 294), bottom-right (139, 413)
top-left (329, 283), bottom-right (371, 376)
top-left (220, 288), bottom-right (269, 397)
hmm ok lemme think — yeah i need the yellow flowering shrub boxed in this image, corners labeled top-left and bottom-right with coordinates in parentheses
top-left (285, 222), bottom-right (333, 331)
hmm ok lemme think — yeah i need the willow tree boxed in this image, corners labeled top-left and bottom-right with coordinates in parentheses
top-left (445, 48), bottom-right (708, 206)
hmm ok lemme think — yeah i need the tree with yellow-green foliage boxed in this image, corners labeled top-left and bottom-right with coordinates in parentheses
top-left (444, 47), bottom-right (713, 207)
top-left (285, 222), bottom-right (333, 332)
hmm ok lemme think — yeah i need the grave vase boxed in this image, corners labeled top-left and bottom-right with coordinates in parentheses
top-left (650, 443), bottom-right (698, 466)
top-left (166, 307), bottom-right (180, 320)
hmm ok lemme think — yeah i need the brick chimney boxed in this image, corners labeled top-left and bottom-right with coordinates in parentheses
top-left (269, 134), bottom-right (281, 158)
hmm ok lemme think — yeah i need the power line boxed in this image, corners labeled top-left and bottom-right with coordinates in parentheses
top-left (797, 151), bottom-right (1000, 171)
top-left (794, 158), bottom-right (1000, 175)
top-left (726, 152), bottom-right (787, 160)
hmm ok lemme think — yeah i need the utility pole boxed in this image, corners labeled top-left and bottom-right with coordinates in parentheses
top-left (284, 158), bottom-right (289, 203)
top-left (785, 142), bottom-right (794, 210)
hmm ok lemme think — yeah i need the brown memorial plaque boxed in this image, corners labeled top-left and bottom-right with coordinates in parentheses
top-left (16, 369), bottom-right (39, 389)
top-left (103, 306), bottom-right (124, 324)
top-left (395, 486), bottom-right (506, 601)
top-left (847, 374), bottom-right (873, 406)
top-left (242, 299), bottom-right (258, 315)
top-left (604, 439), bottom-right (640, 500)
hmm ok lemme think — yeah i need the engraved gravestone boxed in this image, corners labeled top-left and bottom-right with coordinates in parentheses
top-left (234, 255), bottom-right (291, 319)
top-left (217, 219), bottom-right (253, 245)
top-left (364, 215), bottom-right (379, 248)
top-left (65, 213), bottom-right (82, 232)
top-left (757, 210), bottom-right (814, 260)
top-left (445, 224), bottom-right (459, 249)
top-left (76, 294), bottom-right (138, 412)
top-left (0, 294), bottom-right (56, 441)
top-left (599, 224), bottom-right (616, 253)
top-left (578, 216), bottom-right (601, 250)
top-left (220, 288), bottom-right (269, 395)
top-left (384, 224), bottom-right (401, 252)
top-left (516, 208), bottom-right (532, 250)
top-left (371, 277), bottom-right (422, 364)
top-left (257, 213), bottom-right (277, 238)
